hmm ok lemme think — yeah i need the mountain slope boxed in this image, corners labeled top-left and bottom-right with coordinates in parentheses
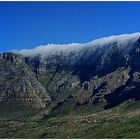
top-left (0, 33), bottom-right (140, 110)
top-left (0, 32), bottom-right (140, 138)
top-left (1, 33), bottom-right (140, 111)
top-left (15, 33), bottom-right (140, 111)
top-left (0, 53), bottom-right (51, 109)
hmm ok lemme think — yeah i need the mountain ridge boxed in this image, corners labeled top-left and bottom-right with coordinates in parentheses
top-left (1, 32), bottom-right (140, 111)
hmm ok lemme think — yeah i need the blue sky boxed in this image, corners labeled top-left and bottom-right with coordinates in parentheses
top-left (0, 2), bottom-right (140, 53)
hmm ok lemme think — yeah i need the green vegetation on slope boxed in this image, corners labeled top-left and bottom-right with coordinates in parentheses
top-left (0, 99), bottom-right (139, 138)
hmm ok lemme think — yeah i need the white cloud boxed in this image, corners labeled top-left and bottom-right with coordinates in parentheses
top-left (13, 32), bottom-right (140, 58)
top-left (13, 43), bottom-right (83, 57)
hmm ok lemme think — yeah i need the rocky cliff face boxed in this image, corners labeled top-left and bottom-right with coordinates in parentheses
top-left (1, 33), bottom-right (140, 112)
top-left (0, 53), bottom-right (51, 109)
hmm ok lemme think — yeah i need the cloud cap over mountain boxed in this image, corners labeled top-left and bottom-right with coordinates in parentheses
top-left (13, 32), bottom-right (140, 58)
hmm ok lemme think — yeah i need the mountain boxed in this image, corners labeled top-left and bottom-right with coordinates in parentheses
top-left (14, 33), bottom-right (140, 108)
top-left (0, 32), bottom-right (140, 138)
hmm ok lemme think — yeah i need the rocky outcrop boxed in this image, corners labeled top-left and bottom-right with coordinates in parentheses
top-left (0, 53), bottom-right (51, 109)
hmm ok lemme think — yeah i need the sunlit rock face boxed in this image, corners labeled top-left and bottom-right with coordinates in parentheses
top-left (0, 53), bottom-right (51, 109)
